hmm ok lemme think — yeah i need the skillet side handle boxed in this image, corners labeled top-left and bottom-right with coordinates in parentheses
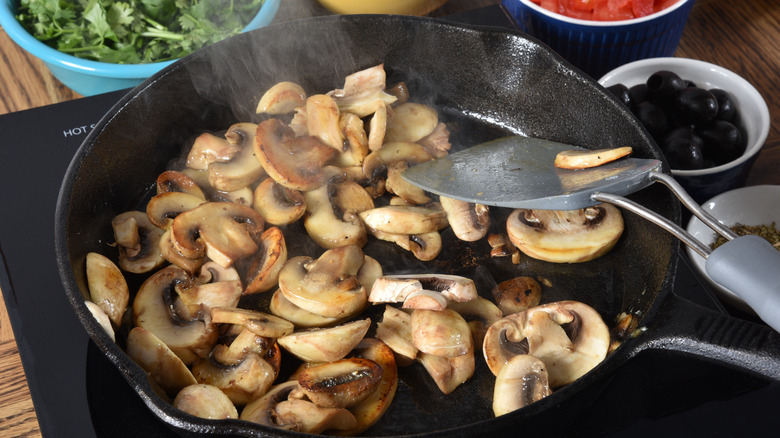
top-left (632, 293), bottom-right (780, 382)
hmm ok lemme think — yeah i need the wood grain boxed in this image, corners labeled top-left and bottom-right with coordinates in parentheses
top-left (0, 0), bottom-right (778, 436)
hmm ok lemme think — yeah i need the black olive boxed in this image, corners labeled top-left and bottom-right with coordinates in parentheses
top-left (698, 120), bottom-right (746, 165)
top-left (709, 88), bottom-right (737, 121)
top-left (675, 87), bottom-right (719, 124)
top-left (647, 70), bottom-right (687, 99)
top-left (664, 137), bottom-right (705, 170)
top-left (634, 101), bottom-right (669, 139)
top-left (628, 83), bottom-right (649, 105)
top-left (606, 84), bottom-right (632, 109)
top-left (664, 126), bottom-right (704, 149)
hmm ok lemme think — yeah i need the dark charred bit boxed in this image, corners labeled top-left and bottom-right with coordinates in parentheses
top-left (499, 329), bottom-right (529, 356)
top-left (583, 206), bottom-right (605, 227)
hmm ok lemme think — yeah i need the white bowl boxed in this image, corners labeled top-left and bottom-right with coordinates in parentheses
top-left (599, 58), bottom-right (770, 203)
top-left (685, 185), bottom-right (780, 313)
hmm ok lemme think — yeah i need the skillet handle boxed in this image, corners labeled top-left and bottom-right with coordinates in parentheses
top-left (633, 292), bottom-right (780, 382)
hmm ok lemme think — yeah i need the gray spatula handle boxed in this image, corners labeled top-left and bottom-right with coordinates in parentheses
top-left (706, 235), bottom-right (780, 331)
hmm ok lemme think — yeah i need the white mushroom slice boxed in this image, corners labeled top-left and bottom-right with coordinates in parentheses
top-left (303, 168), bottom-right (370, 250)
top-left (256, 81), bottom-right (307, 115)
top-left (492, 276), bottom-right (542, 315)
top-left (216, 186), bottom-right (253, 206)
top-left (126, 326), bottom-right (198, 396)
top-left (385, 161), bottom-right (431, 205)
top-left (85, 252), bottom-right (129, 327)
top-left (554, 146), bottom-right (633, 169)
top-left (277, 318), bottom-right (371, 363)
top-left (243, 226), bottom-right (287, 295)
top-left (240, 380), bottom-right (300, 427)
top-left (112, 211), bottom-right (166, 274)
top-left (156, 170), bottom-right (207, 199)
top-left (295, 358), bottom-right (383, 408)
top-left (362, 141), bottom-right (433, 182)
top-left (417, 122), bottom-right (452, 158)
top-left (367, 102), bottom-right (388, 151)
top-left (411, 309), bottom-right (473, 358)
top-left (368, 277), bottom-right (423, 304)
top-left (373, 274), bottom-right (478, 303)
top-left (252, 178), bottom-right (306, 226)
top-left (331, 83), bottom-right (397, 119)
top-left (85, 301), bottom-right (115, 342)
top-left (208, 123), bottom-right (266, 192)
top-left (278, 245), bottom-right (368, 319)
top-left (212, 328), bottom-right (275, 366)
top-left (506, 204), bottom-right (624, 263)
top-left (416, 345), bottom-right (475, 395)
top-left (439, 196), bottom-right (490, 242)
top-left (173, 384), bottom-right (239, 419)
top-left (368, 228), bottom-right (443, 261)
top-left (447, 296), bottom-right (503, 348)
top-left (384, 102), bottom-right (439, 143)
top-left (254, 118), bottom-right (336, 191)
top-left (170, 201), bottom-right (264, 269)
top-left (197, 261), bottom-right (240, 283)
top-left (482, 301), bottom-right (610, 387)
top-left (146, 191), bottom-right (207, 229)
top-left (402, 290), bottom-right (448, 311)
top-left (191, 352), bottom-right (277, 406)
top-left (356, 255), bottom-right (383, 294)
top-left (492, 355), bottom-right (552, 416)
top-left (375, 305), bottom-right (417, 363)
top-left (133, 266), bottom-right (217, 364)
top-left (173, 279), bottom-right (243, 320)
top-left (186, 132), bottom-right (241, 170)
top-left (306, 94), bottom-right (344, 152)
top-left (274, 399), bottom-right (358, 434)
top-left (336, 64), bottom-right (389, 99)
top-left (337, 112), bottom-right (370, 166)
top-left (210, 307), bottom-right (294, 338)
top-left (269, 289), bottom-right (342, 328)
top-left (289, 105), bottom-right (308, 137)
top-left (359, 205), bottom-right (447, 235)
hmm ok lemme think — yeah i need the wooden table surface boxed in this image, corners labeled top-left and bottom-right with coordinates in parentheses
top-left (0, 0), bottom-right (778, 436)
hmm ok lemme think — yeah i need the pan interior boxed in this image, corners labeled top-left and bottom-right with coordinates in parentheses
top-left (57, 15), bottom-right (678, 437)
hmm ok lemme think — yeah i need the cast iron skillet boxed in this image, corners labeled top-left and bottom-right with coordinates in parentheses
top-left (55, 14), bottom-right (780, 437)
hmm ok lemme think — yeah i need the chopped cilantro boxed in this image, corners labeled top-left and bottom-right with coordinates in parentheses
top-left (15, 0), bottom-right (265, 64)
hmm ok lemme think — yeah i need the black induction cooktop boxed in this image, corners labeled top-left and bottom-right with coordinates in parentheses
top-left (1, 5), bottom-right (779, 438)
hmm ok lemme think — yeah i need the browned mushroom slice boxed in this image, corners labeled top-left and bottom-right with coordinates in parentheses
top-left (185, 131), bottom-right (241, 170)
top-left (256, 81), bottom-right (307, 115)
top-left (170, 201), bottom-right (264, 269)
top-left (274, 399), bottom-right (358, 434)
top-left (439, 196), bottom-right (490, 242)
top-left (411, 308), bottom-right (473, 358)
top-left (492, 276), bottom-right (542, 315)
top-left (133, 266), bottom-right (217, 364)
top-left (294, 358), bottom-right (383, 408)
top-left (191, 350), bottom-right (277, 406)
top-left (252, 177), bottom-right (306, 226)
top-left (359, 205), bottom-right (447, 235)
top-left (243, 226), bottom-right (287, 295)
top-left (362, 141), bottom-right (433, 182)
top-left (85, 252), bottom-right (129, 327)
top-left (173, 384), bottom-right (239, 419)
top-left (208, 123), bottom-right (266, 192)
top-left (375, 305), bottom-right (417, 364)
top-left (482, 300), bottom-right (610, 387)
top-left (366, 102), bottom-right (387, 152)
top-left (254, 118), bottom-right (336, 191)
top-left (367, 228), bottom-right (443, 262)
top-left (337, 111), bottom-right (370, 166)
top-left (417, 122), bottom-right (452, 158)
top-left (159, 228), bottom-right (206, 274)
top-left (146, 191), bottom-right (207, 229)
top-left (278, 245), bottom-right (368, 319)
top-left (506, 204), bottom-right (624, 263)
top-left (385, 161), bottom-right (432, 205)
top-left (492, 354), bottom-right (552, 416)
top-left (112, 211), bottom-right (166, 274)
top-left (210, 307), bottom-right (294, 338)
top-left (240, 380), bottom-right (300, 428)
top-left (306, 94), bottom-right (344, 152)
top-left (277, 318), bottom-right (371, 363)
top-left (126, 326), bottom-right (198, 397)
top-left (554, 146), bottom-right (633, 169)
top-left (417, 345), bottom-right (475, 395)
top-left (173, 278), bottom-right (243, 320)
top-left (156, 170), bottom-right (207, 199)
top-left (384, 102), bottom-right (439, 143)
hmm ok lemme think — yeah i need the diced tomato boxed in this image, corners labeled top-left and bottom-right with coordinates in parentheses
top-left (540, 0), bottom-right (565, 14)
top-left (654, 0), bottom-right (680, 12)
top-left (565, 0), bottom-right (596, 11)
top-left (538, 0), bottom-right (679, 20)
top-left (632, 0), bottom-right (654, 17)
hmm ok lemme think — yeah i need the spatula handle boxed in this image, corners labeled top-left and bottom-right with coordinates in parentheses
top-left (706, 235), bottom-right (780, 332)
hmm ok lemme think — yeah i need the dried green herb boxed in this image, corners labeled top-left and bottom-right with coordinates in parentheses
top-left (711, 222), bottom-right (780, 251)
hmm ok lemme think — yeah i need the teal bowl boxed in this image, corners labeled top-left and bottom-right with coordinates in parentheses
top-left (0, 0), bottom-right (280, 96)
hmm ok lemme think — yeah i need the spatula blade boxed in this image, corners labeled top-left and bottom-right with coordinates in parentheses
top-left (402, 136), bottom-right (662, 210)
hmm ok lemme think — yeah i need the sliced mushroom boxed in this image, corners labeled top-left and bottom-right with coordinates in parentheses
top-left (294, 358), bottom-right (383, 408)
top-left (256, 81), bottom-right (307, 115)
top-left (85, 301), bottom-right (115, 342)
top-left (336, 112), bottom-right (370, 167)
top-left (492, 354), bottom-right (552, 416)
top-left (146, 191), bottom-right (207, 229)
top-left (191, 350), bottom-right (277, 406)
top-left (159, 228), bottom-right (206, 274)
top-left (367, 102), bottom-right (387, 152)
top-left (375, 305), bottom-right (417, 364)
top-left (492, 276), bottom-right (542, 315)
top-left (112, 211), bottom-right (166, 274)
top-left (330, 64), bottom-right (397, 118)
top-left (506, 205), bottom-right (624, 263)
top-left (133, 266), bottom-right (218, 364)
top-left (402, 290), bottom-right (448, 311)
top-left (173, 384), bottom-right (239, 419)
top-left (385, 161), bottom-right (431, 205)
top-left (273, 399), bottom-right (358, 434)
top-left (384, 102), bottom-right (439, 143)
top-left (269, 289), bottom-right (343, 328)
top-left (252, 177), bottom-right (306, 226)
top-left (126, 326), bottom-right (198, 396)
top-left (170, 201), bottom-right (264, 269)
top-left (85, 252), bottom-right (129, 327)
top-left (156, 170), bottom-right (207, 199)
top-left (254, 118), bottom-right (336, 191)
top-left (482, 301), bottom-right (610, 387)
top-left (278, 245), bottom-right (368, 319)
top-left (447, 296), bottom-right (503, 348)
top-left (277, 318), bottom-right (371, 363)
top-left (208, 123), bottom-right (266, 192)
top-left (367, 228), bottom-right (443, 261)
top-left (370, 274), bottom-right (478, 304)
top-left (417, 122), bottom-right (452, 158)
top-left (411, 309), bottom-right (473, 358)
top-left (359, 205), bottom-right (447, 235)
top-left (554, 146), bottom-right (633, 169)
top-left (487, 233), bottom-right (521, 264)
top-left (306, 94), bottom-right (344, 152)
top-left (210, 307), bottom-right (294, 338)
top-left (417, 345), bottom-right (475, 395)
top-left (240, 380), bottom-right (299, 427)
top-left (439, 196), bottom-right (490, 242)
top-left (303, 167), bottom-right (370, 250)
top-left (243, 226), bottom-right (287, 295)
top-left (186, 132), bottom-right (241, 170)
top-left (362, 141), bottom-right (433, 182)
top-left (215, 186), bottom-right (254, 206)
top-left (197, 260), bottom-right (241, 283)
top-left (173, 278), bottom-right (243, 320)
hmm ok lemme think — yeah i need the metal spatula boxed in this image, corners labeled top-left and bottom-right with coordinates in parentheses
top-left (403, 136), bottom-right (780, 332)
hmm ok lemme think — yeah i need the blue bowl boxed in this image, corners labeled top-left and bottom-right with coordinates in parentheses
top-left (502, 0), bottom-right (695, 79)
top-left (0, 0), bottom-right (280, 96)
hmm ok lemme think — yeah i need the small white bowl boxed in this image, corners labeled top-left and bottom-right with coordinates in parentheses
top-left (686, 185), bottom-right (780, 313)
top-left (599, 57), bottom-right (770, 204)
